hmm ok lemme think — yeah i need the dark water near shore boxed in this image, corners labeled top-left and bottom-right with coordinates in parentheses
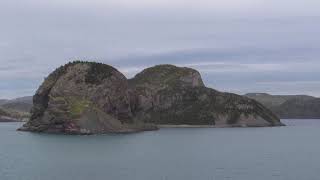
top-left (1, 119), bottom-right (320, 180)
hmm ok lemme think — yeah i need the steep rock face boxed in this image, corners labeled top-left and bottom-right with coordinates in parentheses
top-left (129, 65), bottom-right (283, 127)
top-left (19, 62), bottom-right (156, 134)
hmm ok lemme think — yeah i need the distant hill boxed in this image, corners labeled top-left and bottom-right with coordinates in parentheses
top-left (4, 96), bottom-right (33, 105)
top-left (275, 98), bottom-right (320, 119)
top-left (0, 99), bottom-right (8, 105)
top-left (0, 96), bottom-right (32, 121)
top-left (0, 107), bottom-right (30, 122)
top-left (0, 108), bottom-right (11, 117)
top-left (245, 93), bottom-right (320, 119)
top-left (0, 96), bottom-right (32, 112)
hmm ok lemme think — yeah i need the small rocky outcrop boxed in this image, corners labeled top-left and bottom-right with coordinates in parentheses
top-left (19, 62), bottom-right (283, 134)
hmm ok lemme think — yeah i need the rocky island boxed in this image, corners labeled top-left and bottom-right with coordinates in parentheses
top-left (19, 61), bottom-right (284, 134)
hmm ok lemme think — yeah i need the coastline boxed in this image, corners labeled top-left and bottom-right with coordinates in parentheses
top-left (157, 123), bottom-right (285, 128)
top-left (158, 124), bottom-right (217, 128)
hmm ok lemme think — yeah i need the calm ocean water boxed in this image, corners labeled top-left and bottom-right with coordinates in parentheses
top-left (1, 119), bottom-right (320, 180)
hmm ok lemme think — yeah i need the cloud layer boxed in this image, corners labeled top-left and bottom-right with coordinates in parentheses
top-left (0, 0), bottom-right (319, 98)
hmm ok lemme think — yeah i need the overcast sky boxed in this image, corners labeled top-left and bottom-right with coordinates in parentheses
top-left (1, 0), bottom-right (320, 99)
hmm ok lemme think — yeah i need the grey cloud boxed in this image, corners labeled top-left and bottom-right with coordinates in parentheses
top-left (0, 0), bottom-right (319, 98)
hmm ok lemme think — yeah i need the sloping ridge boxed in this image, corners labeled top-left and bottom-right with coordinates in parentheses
top-left (245, 93), bottom-right (320, 119)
